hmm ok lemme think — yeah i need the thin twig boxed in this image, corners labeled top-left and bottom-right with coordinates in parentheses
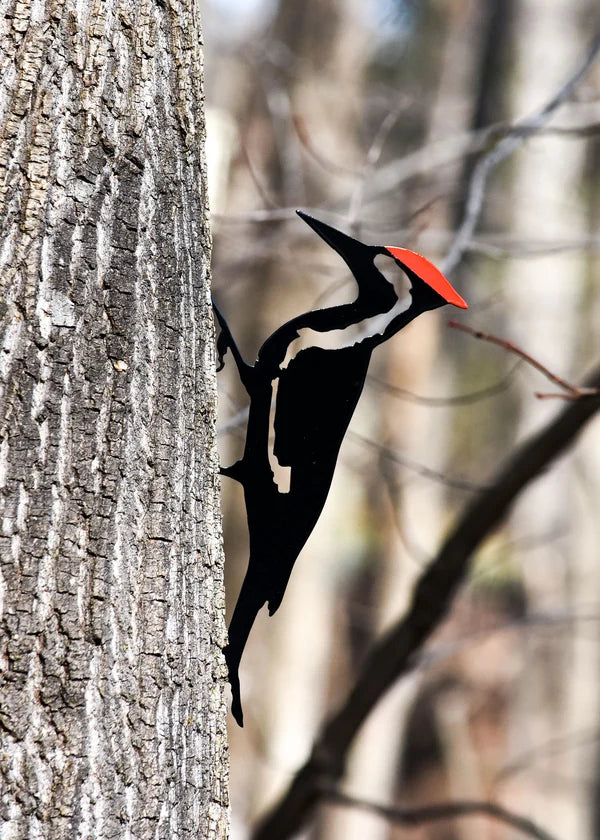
top-left (321, 788), bottom-right (560, 840)
top-left (350, 431), bottom-right (484, 492)
top-left (241, 144), bottom-right (281, 209)
top-left (448, 320), bottom-right (599, 399)
top-left (540, 121), bottom-right (600, 137)
top-left (380, 460), bottom-right (429, 566)
top-left (495, 726), bottom-right (600, 784)
top-left (535, 390), bottom-right (599, 401)
top-left (367, 361), bottom-right (520, 406)
top-left (347, 108), bottom-right (402, 229)
top-left (251, 361), bottom-right (600, 840)
top-left (467, 234), bottom-right (600, 259)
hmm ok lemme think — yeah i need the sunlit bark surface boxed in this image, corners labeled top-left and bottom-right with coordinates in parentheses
top-left (0, 1), bottom-right (228, 838)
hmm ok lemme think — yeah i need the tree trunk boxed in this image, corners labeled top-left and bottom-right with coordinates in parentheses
top-left (0, 3), bottom-right (228, 839)
top-left (502, 3), bottom-right (597, 838)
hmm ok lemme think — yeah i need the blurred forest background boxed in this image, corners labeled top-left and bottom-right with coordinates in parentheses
top-left (203, 1), bottom-right (600, 838)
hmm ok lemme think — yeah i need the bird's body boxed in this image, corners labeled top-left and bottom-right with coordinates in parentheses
top-left (215, 211), bottom-right (467, 725)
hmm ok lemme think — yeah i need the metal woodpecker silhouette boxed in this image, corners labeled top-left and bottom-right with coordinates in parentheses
top-left (215, 211), bottom-right (468, 726)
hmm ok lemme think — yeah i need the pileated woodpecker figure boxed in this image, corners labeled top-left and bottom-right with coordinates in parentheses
top-left (215, 211), bottom-right (467, 726)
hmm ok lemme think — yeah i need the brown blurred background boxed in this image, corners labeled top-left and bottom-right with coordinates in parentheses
top-left (204, 1), bottom-right (600, 837)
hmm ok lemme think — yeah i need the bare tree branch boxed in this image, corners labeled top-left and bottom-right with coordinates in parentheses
top-left (360, 105), bottom-right (600, 211)
top-left (495, 727), bottom-right (600, 784)
top-left (541, 121), bottom-right (600, 137)
top-left (347, 108), bottom-right (402, 229)
top-left (441, 27), bottom-right (600, 276)
top-left (467, 234), bottom-right (600, 259)
top-left (367, 361), bottom-right (520, 406)
top-left (350, 431), bottom-right (485, 492)
top-left (320, 787), bottom-right (561, 840)
top-left (448, 320), bottom-right (599, 399)
top-left (251, 361), bottom-right (600, 840)
top-left (242, 143), bottom-right (282, 209)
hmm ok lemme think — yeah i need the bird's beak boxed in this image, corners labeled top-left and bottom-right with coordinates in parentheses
top-left (385, 246), bottom-right (468, 309)
top-left (296, 210), bottom-right (372, 264)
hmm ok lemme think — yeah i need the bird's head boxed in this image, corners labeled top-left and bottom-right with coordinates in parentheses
top-left (297, 210), bottom-right (467, 315)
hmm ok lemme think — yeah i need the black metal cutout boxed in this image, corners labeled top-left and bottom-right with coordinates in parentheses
top-left (215, 211), bottom-right (467, 726)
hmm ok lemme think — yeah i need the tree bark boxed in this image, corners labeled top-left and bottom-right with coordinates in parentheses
top-left (0, 2), bottom-right (228, 839)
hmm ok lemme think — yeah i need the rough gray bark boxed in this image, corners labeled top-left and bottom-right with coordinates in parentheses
top-left (0, 2), bottom-right (228, 839)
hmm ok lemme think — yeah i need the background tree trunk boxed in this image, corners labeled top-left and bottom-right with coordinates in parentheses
top-left (0, 2), bottom-right (228, 839)
top-left (501, 2), bottom-right (600, 837)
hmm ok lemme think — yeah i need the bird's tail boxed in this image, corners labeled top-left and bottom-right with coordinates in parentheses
top-left (224, 573), bottom-right (266, 727)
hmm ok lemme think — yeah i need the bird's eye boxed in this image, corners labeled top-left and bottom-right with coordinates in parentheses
top-left (374, 253), bottom-right (412, 299)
